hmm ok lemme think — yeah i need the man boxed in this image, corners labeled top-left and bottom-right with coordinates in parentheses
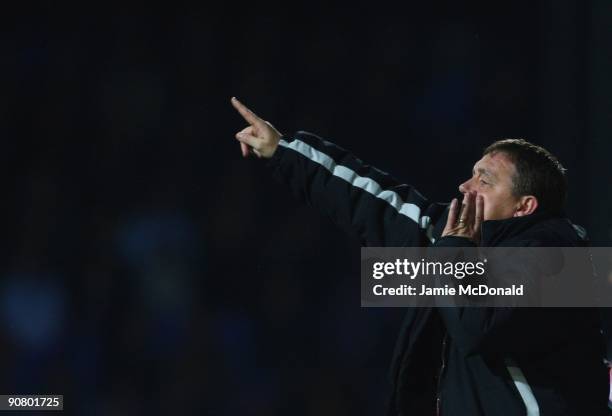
top-left (230, 97), bottom-right (609, 415)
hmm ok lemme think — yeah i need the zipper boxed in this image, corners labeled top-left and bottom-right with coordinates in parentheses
top-left (436, 332), bottom-right (448, 416)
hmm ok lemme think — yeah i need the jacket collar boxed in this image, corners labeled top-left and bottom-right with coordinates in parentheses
top-left (480, 210), bottom-right (556, 246)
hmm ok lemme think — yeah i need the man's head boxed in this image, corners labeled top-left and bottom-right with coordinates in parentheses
top-left (458, 139), bottom-right (567, 221)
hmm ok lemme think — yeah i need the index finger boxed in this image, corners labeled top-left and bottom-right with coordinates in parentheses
top-left (447, 198), bottom-right (459, 226)
top-left (474, 195), bottom-right (484, 229)
top-left (231, 97), bottom-right (263, 126)
top-left (463, 192), bottom-right (476, 222)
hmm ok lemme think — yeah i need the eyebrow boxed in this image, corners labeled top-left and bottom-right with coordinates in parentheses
top-left (473, 167), bottom-right (496, 179)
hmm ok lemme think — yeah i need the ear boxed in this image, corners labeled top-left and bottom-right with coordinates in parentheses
top-left (513, 195), bottom-right (538, 217)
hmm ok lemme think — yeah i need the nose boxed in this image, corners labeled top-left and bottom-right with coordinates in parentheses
top-left (458, 178), bottom-right (473, 194)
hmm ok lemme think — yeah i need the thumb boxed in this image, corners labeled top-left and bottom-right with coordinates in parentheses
top-left (240, 142), bottom-right (249, 157)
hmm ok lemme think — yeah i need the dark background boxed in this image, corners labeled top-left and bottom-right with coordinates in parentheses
top-left (1, 2), bottom-right (611, 415)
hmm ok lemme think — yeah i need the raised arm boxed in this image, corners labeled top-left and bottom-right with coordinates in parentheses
top-left (230, 97), bottom-right (447, 246)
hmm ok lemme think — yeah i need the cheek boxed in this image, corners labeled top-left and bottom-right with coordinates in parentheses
top-left (482, 194), bottom-right (498, 208)
top-left (481, 191), bottom-right (516, 220)
top-left (479, 193), bottom-right (505, 220)
top-left (481, 198), bottom-right (495, 220)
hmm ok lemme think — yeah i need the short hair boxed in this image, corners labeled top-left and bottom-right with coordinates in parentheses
top-left (483, 139), bottom-right (567, 215)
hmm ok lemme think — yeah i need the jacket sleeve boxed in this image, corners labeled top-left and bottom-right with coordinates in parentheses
top-left (267, 131), bottom-right (446, 246)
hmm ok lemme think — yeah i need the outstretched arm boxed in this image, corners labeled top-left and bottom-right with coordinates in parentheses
top-left (230, 97), bottom-right (446, 246)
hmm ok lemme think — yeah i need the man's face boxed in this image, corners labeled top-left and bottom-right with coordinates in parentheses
top-left (458, 151), bottom-right (521, 221)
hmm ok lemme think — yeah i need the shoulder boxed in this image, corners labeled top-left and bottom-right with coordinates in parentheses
top-left (514, 217), bottom-right (587, 247)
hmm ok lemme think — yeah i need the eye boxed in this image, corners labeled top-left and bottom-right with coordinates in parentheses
top-left (479, 179), bottom-right (489, 185)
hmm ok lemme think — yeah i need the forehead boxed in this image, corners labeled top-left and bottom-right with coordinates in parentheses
top-left (474, 152), bottom-right (516, 178)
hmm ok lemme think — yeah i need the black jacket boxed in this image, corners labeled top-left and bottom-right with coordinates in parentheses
top-left (267, 131), bottom-right (609, 415)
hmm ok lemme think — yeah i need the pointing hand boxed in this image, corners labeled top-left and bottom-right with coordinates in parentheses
top-left (231, 97), bottom-right (282, 159)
